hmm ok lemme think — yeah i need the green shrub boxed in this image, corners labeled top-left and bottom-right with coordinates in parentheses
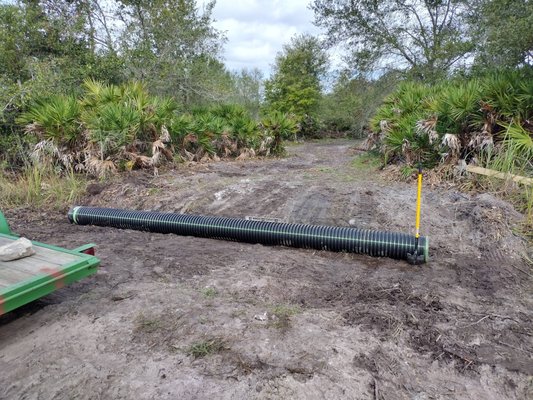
top-left (15, 80), bottom-right (285, 173)
top-left (83, 102), bottom-right (141, 157)
top-left (368, 69), bottom-right (533, 171)
top-left (167, 104), bottom-right (283, 160)
top-left (261, 111), bottom-right (298, 155)
top-left (17, 95), bottom-right (81, 147)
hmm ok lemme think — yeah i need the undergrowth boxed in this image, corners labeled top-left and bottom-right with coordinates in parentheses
top-left (367, 70), bottom-right (533, 173)
top-left (0, 166), bottom-right (86, 209)
top-left (3, 80), bottom-right (295, 178)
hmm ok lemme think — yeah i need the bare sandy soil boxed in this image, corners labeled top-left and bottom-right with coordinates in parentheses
top-left (1, 140), bottom-right (532, 400)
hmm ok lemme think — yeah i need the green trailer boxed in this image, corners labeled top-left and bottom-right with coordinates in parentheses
top-left (0, 210), bottom-right (100, 316)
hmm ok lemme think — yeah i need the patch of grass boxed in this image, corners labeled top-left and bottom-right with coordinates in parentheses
top-left (187, 337), bottom-right (227, 359)
top-left (477, 142), bottom-right (533, 230)
top-left (147, 187), bottom-right (161, 196)
top-left (307, 167), bottom-right (334, 175)
top-left (134, 313), bottom-right (163, 333)
top-left (271, 304), bottom-right (301, 318)
top-left (200, 287), bottom-right (217, 299)
top-left (269, 304), bottom-right (302, 330)
top-left (0, 165), bottom-right (86, 209)
top-left (351, 151), bottom-right (382, 172)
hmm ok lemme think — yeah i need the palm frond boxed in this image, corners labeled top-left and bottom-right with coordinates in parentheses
top-left (17, 95), bottom-right (81, 146)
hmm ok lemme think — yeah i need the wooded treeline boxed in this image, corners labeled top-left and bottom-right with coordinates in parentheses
top-left (0, 0), bottom-right (263, 128)
top-left (0, 0), bottom-right (531, 172)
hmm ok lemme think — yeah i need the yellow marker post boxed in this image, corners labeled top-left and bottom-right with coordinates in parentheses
top-left (415, 165), bottom-right (422, 240)
top-left (407, 163), bottom-right (424, 265)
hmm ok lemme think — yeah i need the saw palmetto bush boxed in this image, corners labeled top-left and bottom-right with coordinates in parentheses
top-left (17, 95), bottom-right (81, 148)
top-left (82, 101), bottom-right (142, 171)
top-left (18, 80), bottom-right (284, 176)
top-left (227, 113), bottom-right (260, 149)
top-left (80, 79), bottom-right (122, 109)
top-left (81, 79), bottom-right (177, 141)
top-left (211, 104), bottom-right (262, 149)
top-left (168, 104), bottom-right (281, 162)
top-left (368, 70), bottom-right (533, 174)
top-left (260, 111), bottom-right (298, 156)
top-left (18, 80), bottom-right (178, 176)
top-left (209, 103), bottom-right (259, 148)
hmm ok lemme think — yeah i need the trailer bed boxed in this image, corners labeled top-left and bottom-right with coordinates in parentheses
top-left (0, 233), bottom-right (100, 316)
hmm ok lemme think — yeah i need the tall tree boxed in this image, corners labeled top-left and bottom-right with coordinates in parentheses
top-left (264, 34), bottom-right (328, 121)
top-left (311, 0), bottom-right (473, 82)
top-left (117, 0), bottom-right (225, 104)
top-left (0, 4), bottom-right (28, 82)
top-left (470, 0), bottom-right (533, 68)
top-left (320, 71), bottom-right (398, 136)
top-left (230, 68), bottom-right (263, 118)
top-left (0, 1), bottom-right (123, 136)
top-left (1, 1), bottom-right (122, 86)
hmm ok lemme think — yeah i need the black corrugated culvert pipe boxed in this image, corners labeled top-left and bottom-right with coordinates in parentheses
top-left (68, 206), bottom-right (429, 263)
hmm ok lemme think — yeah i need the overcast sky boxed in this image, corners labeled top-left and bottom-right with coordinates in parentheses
top-left (210, 0), bottom-right (321, 75)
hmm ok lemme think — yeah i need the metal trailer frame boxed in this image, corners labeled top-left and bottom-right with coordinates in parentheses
top-left (0, 210), bottom-right (100, 316)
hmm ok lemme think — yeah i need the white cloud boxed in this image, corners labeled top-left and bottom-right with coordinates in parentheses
top-left (210, 0), bottom-right (321, 75)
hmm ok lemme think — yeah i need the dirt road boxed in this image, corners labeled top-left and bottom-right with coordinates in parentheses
top-left (1, 140), bottom-right (532, 399)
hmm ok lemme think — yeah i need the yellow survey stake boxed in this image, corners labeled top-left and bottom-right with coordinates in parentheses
top-left (415, 168), bottom-right (422, 239)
